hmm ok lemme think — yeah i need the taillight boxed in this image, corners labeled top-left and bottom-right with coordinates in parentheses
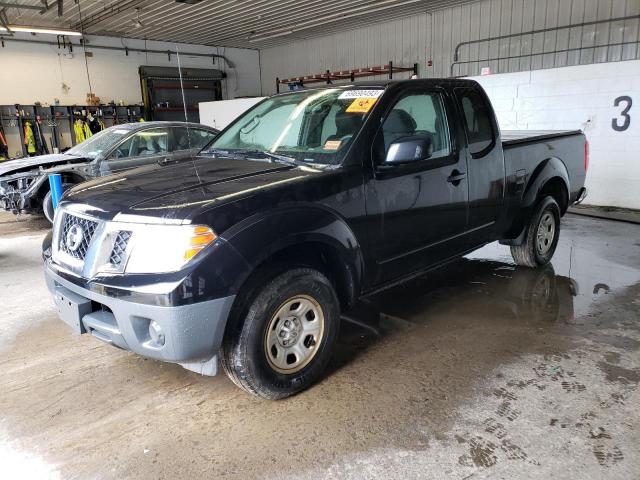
top-left (584, 140), bottom-right (589, 172)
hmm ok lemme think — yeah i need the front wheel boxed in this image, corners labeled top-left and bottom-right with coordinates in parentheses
top-left (42, 183), bottom-right (72, 223)
top-left (42, 190), bottom-right (55, 223)
top-left (510, 196), bottom-right (561, 268)
top-left (220, 268), bottom-right (340, 399)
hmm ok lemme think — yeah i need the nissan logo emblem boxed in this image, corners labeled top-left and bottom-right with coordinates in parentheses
top-left (65, 225), bottom-right (84, 252)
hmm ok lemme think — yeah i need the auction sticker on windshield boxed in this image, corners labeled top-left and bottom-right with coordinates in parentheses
top-left (338, 89), bottom-right (384, 99)
top-left (346, 97), bottom-right (378, 113)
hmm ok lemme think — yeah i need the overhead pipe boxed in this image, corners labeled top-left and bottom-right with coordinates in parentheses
top-left (453, 14), bottom-right (640, 62)
top-left (450, 41), bottom-right (640, 77)
top-left (0, 36), bottom-right (235, 67)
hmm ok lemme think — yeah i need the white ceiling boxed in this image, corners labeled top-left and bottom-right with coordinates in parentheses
top-left (1, 0), bottom-right (476, 49)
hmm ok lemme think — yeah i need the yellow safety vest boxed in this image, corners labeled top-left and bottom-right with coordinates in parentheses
top-left (73, 120), bottom-right (85, 143)
top-left (24, 121), bottom-right (36, 154)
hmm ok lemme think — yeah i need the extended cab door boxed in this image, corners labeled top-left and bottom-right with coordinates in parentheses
top-left (453, 86), bottom-right (505, 244)
top-left (99, 127), bottom-right (170, 175)
top-left (364, 87), bottom-right (469, 285)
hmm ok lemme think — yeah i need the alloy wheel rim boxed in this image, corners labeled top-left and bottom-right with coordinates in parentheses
top-left (264, 295), bottom-right (325, 374)
top-left (536, 212), bottom-right (556, 255)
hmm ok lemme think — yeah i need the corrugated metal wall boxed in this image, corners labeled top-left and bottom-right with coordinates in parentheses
top-left (260, 0), bottom-right (640, 93)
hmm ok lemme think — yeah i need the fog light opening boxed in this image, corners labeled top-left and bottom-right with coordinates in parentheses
top-left (149, 321), bottom-right (166, 346)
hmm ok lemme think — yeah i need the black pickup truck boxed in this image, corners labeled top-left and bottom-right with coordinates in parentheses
top-left (43, 79), bottom-right (587, 399)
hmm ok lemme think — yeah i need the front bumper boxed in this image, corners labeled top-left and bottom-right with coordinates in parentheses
top-left (45, 260), bottom-right (235, 376)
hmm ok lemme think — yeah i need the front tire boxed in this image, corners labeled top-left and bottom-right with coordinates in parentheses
top-left (43, 183), bottom-right (72, 223)
top-left (42, 190), bottom-right (55, 223)
top-left (221, 268), bottom-right (340, 399)
top-left (510, 196), bottom-right (561, 267)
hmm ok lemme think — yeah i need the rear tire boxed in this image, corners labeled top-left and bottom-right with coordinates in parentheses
top-left (220, 267), bottom-right (340, 399)
top-left (510, 196), bottom-right (561, 268)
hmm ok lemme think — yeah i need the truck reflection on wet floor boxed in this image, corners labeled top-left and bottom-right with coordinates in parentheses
top-left (330, 257), bottom-right (578, 373)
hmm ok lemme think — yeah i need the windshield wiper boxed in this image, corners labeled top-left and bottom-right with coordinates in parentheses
top-left (246, 150), bottom-right (299, 166)
top-left (205, 148), bottom-right (301, 166)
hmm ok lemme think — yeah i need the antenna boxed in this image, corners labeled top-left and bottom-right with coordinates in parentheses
top-left (175, 45), bottom-right (200, 184)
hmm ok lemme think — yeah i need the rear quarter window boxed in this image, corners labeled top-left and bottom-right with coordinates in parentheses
top-left (455, 87), bottom-right (495, 156)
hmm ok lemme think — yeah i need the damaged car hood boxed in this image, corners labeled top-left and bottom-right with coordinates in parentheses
top-left (0, 153), bottom-right (86, 177)
top-left (61, 156), bottom-right (318, 222)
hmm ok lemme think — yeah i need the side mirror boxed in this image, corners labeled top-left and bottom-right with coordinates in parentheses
top-left (384, 135), bottom-right (433, 164)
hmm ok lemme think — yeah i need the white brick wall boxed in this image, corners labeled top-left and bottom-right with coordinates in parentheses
top-left (469, 60), bottom-right (640, 210)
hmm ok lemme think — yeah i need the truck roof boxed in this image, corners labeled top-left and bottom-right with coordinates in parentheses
top-left (277, 78), bottom-right (480, 93)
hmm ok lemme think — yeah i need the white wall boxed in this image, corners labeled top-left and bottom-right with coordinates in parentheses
top-left (0, 33), bottom-right (261, 105)
top-left (470, 59), bottom-right (640, 210)
top-left (199, 97), bottom-right (265, 130)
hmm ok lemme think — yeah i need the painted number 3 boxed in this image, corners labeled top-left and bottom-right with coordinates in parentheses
top-left (612, 96), bottom-right (632, 132)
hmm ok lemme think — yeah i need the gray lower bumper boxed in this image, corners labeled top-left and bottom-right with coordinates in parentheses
top-left (45, 263), bottom-right (235, 376)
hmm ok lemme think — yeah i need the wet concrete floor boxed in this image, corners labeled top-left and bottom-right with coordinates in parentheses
top-left (0, 211), bottom-right (638, 479)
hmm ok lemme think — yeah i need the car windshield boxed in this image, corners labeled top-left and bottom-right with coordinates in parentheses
top-left (66, 126), bottom-right (133, 159)
top-left (202, 87), bottom-right (384, 165)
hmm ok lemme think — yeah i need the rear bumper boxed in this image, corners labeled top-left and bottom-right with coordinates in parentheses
top-left (45, 260), bottom-right (235, 376)
top-left (574, 187), bottom-right (588, 205)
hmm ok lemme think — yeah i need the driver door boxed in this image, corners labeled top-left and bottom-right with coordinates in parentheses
top-left (365, 88), bottom-right (469, 284)
top-left (100, 127), bottom-right (169, 175)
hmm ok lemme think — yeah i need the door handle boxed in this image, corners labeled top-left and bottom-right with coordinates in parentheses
top-left (447, 170), bottom-right (467, 185)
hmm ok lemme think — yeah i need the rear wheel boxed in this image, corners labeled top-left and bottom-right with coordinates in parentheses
top-left (510, 196), bottom-right (561, 267)
top-left (220, 267), bottom-right (340, 399)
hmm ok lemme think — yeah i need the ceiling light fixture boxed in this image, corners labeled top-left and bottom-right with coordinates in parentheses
top-left (0, 25), bottom-right (82, 36)
top-left (133, 8), bottom-right (143, 29)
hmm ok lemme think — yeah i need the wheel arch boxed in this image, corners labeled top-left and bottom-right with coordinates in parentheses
top-left (501, 157), bottom-right (569, 245)
top-left (222, 205), bottom-right (364, 318)
top-left (34, 169), bottom-right (89, 200)
top-left (522, 157), bottom-right (570, 212)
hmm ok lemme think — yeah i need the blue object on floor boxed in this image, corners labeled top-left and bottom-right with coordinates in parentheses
top-left (48, 174), bottom-right (64, 210)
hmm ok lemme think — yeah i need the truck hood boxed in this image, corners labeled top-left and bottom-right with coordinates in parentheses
top-left (0, 153), bottom-right (86, 177)
top-left (62, 156), bottom-right (317, 222)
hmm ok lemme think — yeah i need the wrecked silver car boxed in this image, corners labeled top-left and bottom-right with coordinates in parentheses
top-left (0, 121), bottom-right (217, 222)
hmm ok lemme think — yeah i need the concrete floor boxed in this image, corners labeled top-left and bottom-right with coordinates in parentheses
top-left (0, 211), bottom-right (638, 480)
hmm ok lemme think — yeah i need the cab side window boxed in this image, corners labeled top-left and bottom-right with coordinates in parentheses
top-left (110, 128), bottom-right (169, 159)
top-left (455, 87), bottom-right (495, 156)
top-left (173, 128), bottom-right (217, 151)
top-left (381, 92), bottom-right (451, 160)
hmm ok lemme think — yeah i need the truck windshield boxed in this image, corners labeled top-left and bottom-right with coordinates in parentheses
top-left (66, 126), bottom-right (131, 159)
top-left (202, 88), bottom-right (383, 165)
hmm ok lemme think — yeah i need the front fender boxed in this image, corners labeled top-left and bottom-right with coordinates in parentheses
top-left (221, 204), bottom-right (364, 302)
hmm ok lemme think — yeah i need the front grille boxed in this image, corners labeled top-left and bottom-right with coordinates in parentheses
top-left (59, 213), bottom-right (98, 260)
top-left (109, 231), bottom-right (132, 267)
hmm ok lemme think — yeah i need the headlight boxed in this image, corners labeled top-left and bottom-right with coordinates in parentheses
top-left (125, 224), bottom-right (217, 274)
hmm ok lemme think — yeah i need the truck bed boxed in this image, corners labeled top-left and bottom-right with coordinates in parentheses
top-left (501, 130), bottom-right (583, 146)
